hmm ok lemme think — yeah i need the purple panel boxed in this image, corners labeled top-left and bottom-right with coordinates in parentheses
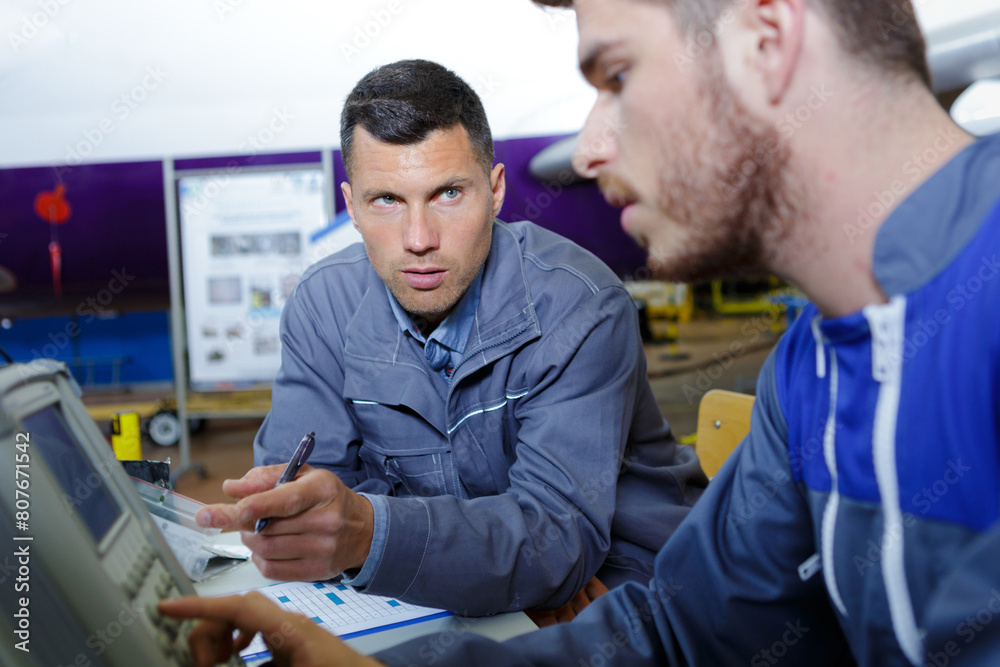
top-left (0, 161), bottom-right (169, 315)
top-left (332, 149), bottom-right (348, 213)
top-left (0, 137), bottom-right (646, 321)
top-left (496, 134), bottom-right (646, 278)
top-left (174, 151), bottom-right (323, 172)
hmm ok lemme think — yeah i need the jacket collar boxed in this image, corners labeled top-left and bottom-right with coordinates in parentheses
top-left (459, 221), bottom-right (542, 372)
top-left (874, 132), bottom-right (1000, 296)
top-left (340, 221), bottom-right (541, 430)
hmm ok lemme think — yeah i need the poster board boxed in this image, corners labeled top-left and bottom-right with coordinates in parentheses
top-left (176, 165), bottom-right (360, 390)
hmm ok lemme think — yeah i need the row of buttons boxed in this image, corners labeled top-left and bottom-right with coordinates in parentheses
top-left (143, 577), bottom-right (194, 666)
top-left (113, 531), bottom-right (245, 665)
top-left (121, 543), bottom-right (158, 600)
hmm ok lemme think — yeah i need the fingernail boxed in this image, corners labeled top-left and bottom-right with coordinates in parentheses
top-left (195, 509), bottom-right (211, 527)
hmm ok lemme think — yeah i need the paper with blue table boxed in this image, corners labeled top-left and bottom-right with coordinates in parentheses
top-left (238, 580), bottom-right (451, 661)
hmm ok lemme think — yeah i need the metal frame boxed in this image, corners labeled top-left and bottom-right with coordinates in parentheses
top-left (162, 157), bottom-right (203, 482)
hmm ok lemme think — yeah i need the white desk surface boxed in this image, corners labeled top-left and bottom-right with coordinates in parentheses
top-left (194, 532), bottom-right (537, 656)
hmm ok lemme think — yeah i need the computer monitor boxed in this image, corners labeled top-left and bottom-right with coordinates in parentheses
top-left (0, 360), bottom-right (242, 666)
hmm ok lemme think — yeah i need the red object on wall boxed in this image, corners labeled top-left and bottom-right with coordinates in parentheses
top-left (34, 183), bottom-right (72, 224)
top-left (35, 184), bottom-right (72, 296)
top-left (48, 241), bottom-right (62, 297)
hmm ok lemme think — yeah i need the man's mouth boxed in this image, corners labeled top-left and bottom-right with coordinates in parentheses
top-left (596, 174), bottom-right (642, 236)
top-left (597, 174), bottom-right (639, 209)
top-left (402, 267), bottom-right (447, 290)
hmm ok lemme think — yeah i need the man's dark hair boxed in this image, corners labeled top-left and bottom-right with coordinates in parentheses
top-left (535, 0), bottom-right (931, 88)
top-left (340, 59), bottom-right (495, 179)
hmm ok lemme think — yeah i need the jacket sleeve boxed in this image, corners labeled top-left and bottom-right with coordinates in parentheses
top-left (253, 281), bottom-right (384, 494)
top-left (356, 286), bottom-right (665, 613)
top-left (375, 348), bottom-right (855, 665)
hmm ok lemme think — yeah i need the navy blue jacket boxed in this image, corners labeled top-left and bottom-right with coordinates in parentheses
top-left (376, 134), bottom-right (1000, 665)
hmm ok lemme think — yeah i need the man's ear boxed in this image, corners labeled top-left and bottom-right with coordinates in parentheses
top-left (490, 163), bottom-right (506, 219)
top-left (754, 0), bottom-right (806, 104)
top-left (723, 0), bottom-right (806, 106)
top-left (341, 182), bottom-right (359, 231)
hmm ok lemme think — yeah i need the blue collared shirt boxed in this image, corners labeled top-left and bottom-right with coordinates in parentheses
top-left (385, 268), bottom-right (484, 382)
top-left (343, 268), bottom-right (483, 589)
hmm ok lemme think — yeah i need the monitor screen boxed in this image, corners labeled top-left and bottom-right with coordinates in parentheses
top-left (23, 406), bottom-right (122, 545)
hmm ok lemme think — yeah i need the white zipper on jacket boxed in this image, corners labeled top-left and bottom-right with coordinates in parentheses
top-left (811, 316), bottom-right (827, 379)
top-left (863, 295), bottom-right (921, 666)
top-left (813, 316), bottom-right (848, 617)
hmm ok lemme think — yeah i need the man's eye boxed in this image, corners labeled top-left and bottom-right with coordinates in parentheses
top-left (607, 68), bottom-right (627, 89)
top-left (441, 188), bottom-right (459, 200)
top-left (376, 195), bottom-right (396, 205)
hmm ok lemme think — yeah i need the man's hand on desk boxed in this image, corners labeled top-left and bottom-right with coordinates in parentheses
top-left (195, 465), bottom-right (375, 581)
top-left (524, 576), bottom-right (609, 628)
top-left (159, 592), bottom-right (383, 667)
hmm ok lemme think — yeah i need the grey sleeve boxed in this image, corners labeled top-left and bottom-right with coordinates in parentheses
top-left (376, 348), bottom-right (854, 665)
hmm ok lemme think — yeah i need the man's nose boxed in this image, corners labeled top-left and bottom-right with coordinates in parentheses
top-left (402, 208), bottom-right (439, 253)
top-left (573, 98), bottom-right (619, 179)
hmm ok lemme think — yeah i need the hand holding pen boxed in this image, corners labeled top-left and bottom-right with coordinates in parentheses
top-left (254, 431), bottom-right (316, 534)
top-left (195, 429), bottom-right (375, 581)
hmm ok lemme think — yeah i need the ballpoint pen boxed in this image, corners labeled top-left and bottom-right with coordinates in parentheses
top-left (254, 431), bottom-right (316, 534)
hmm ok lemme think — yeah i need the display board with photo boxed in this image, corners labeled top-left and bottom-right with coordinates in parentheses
top-left (177, 166), bottom-right (361, 390)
